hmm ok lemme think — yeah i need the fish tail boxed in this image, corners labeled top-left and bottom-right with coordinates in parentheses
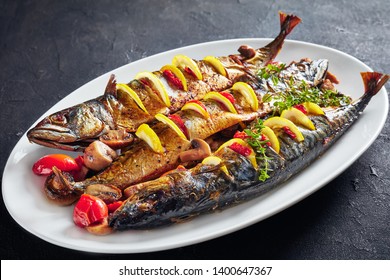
top-left (354, 72), bottom-right (389, 113)
top-left (361, 72), bottom-right (389, 98)
top-left (279, 11), bottom-right (302, 36)
top-left (264, 12), bottom-right (301, 61)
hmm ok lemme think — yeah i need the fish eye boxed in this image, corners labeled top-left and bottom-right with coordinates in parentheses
top-left (50, 113), bottom-right (67, 125)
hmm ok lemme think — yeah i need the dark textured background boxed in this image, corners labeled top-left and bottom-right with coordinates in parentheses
top-left (1, 0), bottom-right (389, 259)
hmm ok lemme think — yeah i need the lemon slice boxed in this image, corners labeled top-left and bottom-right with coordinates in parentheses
top-left (116, 83), bottom-right (149, 114)
top-left (202, 156), bottom-right (229, 175)
top-left (135, 124), bottom-right (164, 153)
top-left (216, 138), bottom-right (257, 168)
top-left (160, 64), bottom-right (188, 91)
top-left (203, 91), bottom-right (237, 114)
top-left (263, 117), bottom-right (304, 142)
top-left (135, 72), bottom-right (171, 107)
top-left (281, 107), bottom-right (316, 130)
top-left (302, 102), bottom-right (325, 115)
top-left (155, 113), bottom-right (188, 140)
top-left (181, 100), bottom-right (210, 119)
top-left (203, 56), bottom-right (227, 77)
top-left (231, 82), bottom-right (259, 111)
top-left (261, 126), bottom-right (280, 154)
top-left (172, 54), bottom-right (203, 80)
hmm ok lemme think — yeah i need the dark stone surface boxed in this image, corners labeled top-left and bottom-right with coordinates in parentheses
top-left (1, 0), bottom-right (389, 259)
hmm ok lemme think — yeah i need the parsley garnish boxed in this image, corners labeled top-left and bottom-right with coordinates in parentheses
top-left (244, 119), bottom-right (272, 182)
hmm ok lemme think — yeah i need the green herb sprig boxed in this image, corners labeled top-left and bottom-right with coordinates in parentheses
top-left (244, 119), bottom-right (272, 182)
top-left (263, 80), bottom-right (352, 115)
top-left (257, 63), bottom-right (286, 85)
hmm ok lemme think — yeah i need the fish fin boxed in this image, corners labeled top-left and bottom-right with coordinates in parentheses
top-left (279, 11), bottom-right (302, 36)
top-left (361, 72), bottom-right (389, 97)
top-left (104, 74), bottom-right (117, 97)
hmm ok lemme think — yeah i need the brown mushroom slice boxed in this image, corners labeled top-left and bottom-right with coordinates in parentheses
top-left (44, 169), bottom-right (79, 206)
top-left (85, 184), bottom-right (122, 204)
top-left (83, 140), bottom-right (118, 171)
top-left (179, 138), bottom-right (211, 163)
top-left (99, 129), bottom-right (134, 150)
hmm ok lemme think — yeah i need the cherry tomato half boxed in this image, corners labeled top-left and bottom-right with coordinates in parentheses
top-left (73, 194), bottom-right (108, 228)
top-left (32, 154), bottom-right (79, 176)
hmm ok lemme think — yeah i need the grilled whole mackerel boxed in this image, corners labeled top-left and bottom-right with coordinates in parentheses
top-left (45, 58), bottom-right (331, 205)
top-left (27, 12), bottom-right (300, 151)
top-left (108, 72), bottom-right (389, 230)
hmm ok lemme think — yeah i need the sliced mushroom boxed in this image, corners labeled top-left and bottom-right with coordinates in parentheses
top-left (83, 140), bottom-right (118, 171)
top-left (44, 169), bottom-right (79, 206)
top-left (85, 184), bottom-right (122, 204)
top-left (99, 129), bottom-right (134, 150)
top-left (179, 138), bottom-right (211, 163)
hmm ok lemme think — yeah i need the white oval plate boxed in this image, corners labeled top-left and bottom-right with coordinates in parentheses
top-left (2, 39), bottom-right (388, 253)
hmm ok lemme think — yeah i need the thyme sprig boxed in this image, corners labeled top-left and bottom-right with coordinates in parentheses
top-left (244, 119), bottom-right (272, 182)
top-left (257, 63), bottom-right (286, 85)
top-left (263, 80), bottom-right (352, 115)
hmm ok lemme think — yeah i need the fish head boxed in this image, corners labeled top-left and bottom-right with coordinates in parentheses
top-left (27, 100), bottom-right (114, 151)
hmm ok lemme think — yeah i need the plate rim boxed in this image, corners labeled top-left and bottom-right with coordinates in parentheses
top-left (2, 38), bottom-right (388, 254)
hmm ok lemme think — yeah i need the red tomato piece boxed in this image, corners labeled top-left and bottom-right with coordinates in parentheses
top-left (107, 201), bottom-right (123, 213)
top-left (73, 194), bottom-right (108, 228)
top-left (32, 154), bottom-right (79, 176)
top-left (283, 126), bottom-right (297, 139)
top-left (220, 91), bottom-right (236, 104)
top-left (162, 70), bottom-right (184, 90)
top-left (233, 131), bottom-right (249, 139)
top-left (168, 114), bottom-right (190, 139)
top-left (229, 142), bottom-right (252, 157)
top-left (293, 104), bottom-right (308, 115)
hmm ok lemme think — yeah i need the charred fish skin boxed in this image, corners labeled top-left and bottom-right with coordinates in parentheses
top-left (26, 12), bottom-right (301, 151)
top-left (109, 149), bottom-right (258, 229)
top-left (109, 72), bottom-right (389, 230)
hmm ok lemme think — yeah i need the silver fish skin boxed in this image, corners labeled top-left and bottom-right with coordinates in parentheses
top-left (108, 72), bottom-right (389, 230)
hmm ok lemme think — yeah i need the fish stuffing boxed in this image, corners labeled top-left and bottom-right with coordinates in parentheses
top-left (27, 12), bottom-right (301, 151)
top-left (108, 72), bottom-right (389, 230)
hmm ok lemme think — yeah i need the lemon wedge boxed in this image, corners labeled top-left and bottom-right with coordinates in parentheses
top-left (116, 83), bottom-right (149, 114)
top-left (203, 56), bottom-right (227, 77)
top-left (172, 54), bottom-right (203, 80)
top-left (261, 126), bottom-right (280, 154)
top-left (216, 138), bottom-right (257, 168)
top-left (135, 72), bottom-right (171, 107)
top-left (135, 123), bottom-right (164, 153)
top-left (203, 91), bottom-right (237, 114)
top-left (155, 113), bottom-right (188, 140)
top-left (181, 100), bottom-right (210, 119)
top-left (160, 64), bottom-right (188, 91)
top-left (232, 82), bottom-right (259, 111)
top-left (202, 156), bottom-right (229, 175)
top-left (263, 117), bottom-right (304, 142)
top-left (281, 107), bottom-right (316, 130)
top-left (302, 102), bottom-right (325, 115)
